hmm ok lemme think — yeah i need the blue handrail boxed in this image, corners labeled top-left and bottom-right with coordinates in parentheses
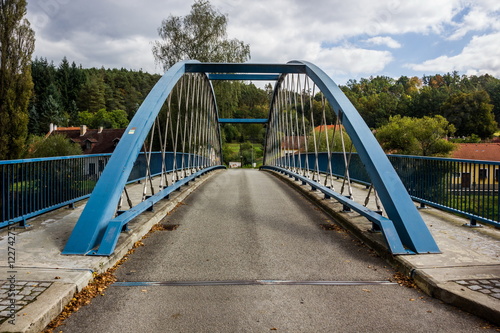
top-left (0, 152), bottom-right (200, 228)
top-left (286, 152), bottom-right (500, 228)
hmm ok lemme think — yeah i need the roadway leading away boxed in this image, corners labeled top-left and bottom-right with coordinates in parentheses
top-left (57, 169), bottom-right (494, 332)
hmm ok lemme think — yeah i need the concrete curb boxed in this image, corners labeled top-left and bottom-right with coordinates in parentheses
top-left (0, 283), bottom-right (76, 333)
top-left (265, 169), bottom-right (500, 327)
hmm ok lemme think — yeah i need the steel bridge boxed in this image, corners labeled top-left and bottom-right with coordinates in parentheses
top-left (10, 61), bottom-right (446, 256)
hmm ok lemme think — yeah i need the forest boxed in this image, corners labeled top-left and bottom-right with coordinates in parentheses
top-left (28, 57), bottom-right (161, 136)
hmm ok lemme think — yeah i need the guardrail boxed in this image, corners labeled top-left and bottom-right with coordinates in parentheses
top-left (0, 152), bottom-right (204, 228)
top-left (288, 153), bottom-right (500, 228)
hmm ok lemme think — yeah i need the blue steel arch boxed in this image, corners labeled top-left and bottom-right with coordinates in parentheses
top-left (64, 60), bottom-right (439, 255)
top-left (63, 60), bottom-right (223, 255)
top-left (266, 60), bottom-right (439, 254)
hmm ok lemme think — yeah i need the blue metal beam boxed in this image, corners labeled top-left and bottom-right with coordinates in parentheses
top-left (286, 60), bottom-right (440, 254)
top-left (186, 63), bottom-right (306, 74)
top-left (219, 118), bottom-right (268, 124)
top-left (208, 74), bottom-right (280, 81)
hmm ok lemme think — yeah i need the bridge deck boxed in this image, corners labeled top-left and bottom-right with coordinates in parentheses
top-left (0, 169), bottom-right (499, 331)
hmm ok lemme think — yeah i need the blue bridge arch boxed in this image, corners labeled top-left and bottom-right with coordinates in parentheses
top-left (63, 60), bottom-right (440, 256)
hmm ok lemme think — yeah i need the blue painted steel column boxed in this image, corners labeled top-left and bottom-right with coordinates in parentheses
top-left (293, 60), bottom-right (439, 253)
top-left (63, 60), bottom-right (198, 254)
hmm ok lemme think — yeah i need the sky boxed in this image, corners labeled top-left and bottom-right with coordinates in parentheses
top-left (26, 0), bottom-right (500, 85)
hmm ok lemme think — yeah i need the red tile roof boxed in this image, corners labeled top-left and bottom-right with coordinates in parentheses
top-left (314, 125), bottom-right (343, 132)
top-left (451, 143), bottom-right (500, 162)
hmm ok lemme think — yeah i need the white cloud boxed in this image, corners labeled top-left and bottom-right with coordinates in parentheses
top-left (25, 0), bottom-right (500, 81)
top-left (364, 37), bottom-right (401, 49)
top-left (407, 32), bottom-right (500, 76)
top-left (314, 45), bottom-right (394, 76)
top-left (448, 5), bottom-right (500, 40)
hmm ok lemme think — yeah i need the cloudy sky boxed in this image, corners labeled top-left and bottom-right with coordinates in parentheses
top-left (26, 0), bottom-right (500, 85)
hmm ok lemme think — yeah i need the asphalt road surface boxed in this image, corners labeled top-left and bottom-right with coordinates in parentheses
top-left (57, 169), bottom-right (495, 332)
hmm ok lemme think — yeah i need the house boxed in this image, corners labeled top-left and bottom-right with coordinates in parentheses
top-left (48, 124), bottom-right (125, 154)
top-left (451, 143), bottom-right (500, 162)
top-left (281, 136), bottom-right (307, 155)
top-left (450, 143), bottom-right (500, 189)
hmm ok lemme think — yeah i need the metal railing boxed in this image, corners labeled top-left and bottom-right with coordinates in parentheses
top-left (3, 152), bottom-right (499, 229)
top-left (289, 153), bottom-right (500, 228)
top-left (0, 152), bottom-right (205, 228)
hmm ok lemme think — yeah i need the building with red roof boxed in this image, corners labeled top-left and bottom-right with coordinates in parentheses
top-left (48, 124), bottom-right (125, 154)
top-left (451, 143), bottom-right (500, 162)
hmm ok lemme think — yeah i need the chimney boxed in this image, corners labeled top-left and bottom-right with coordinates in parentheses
top-left (49, 123), bottom-right (54, 133)
top-left (80, 125), bottom-right (87, 136)
top-left (98, 126), bottom-right (103, 134)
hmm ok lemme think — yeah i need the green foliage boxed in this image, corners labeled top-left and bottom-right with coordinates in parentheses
top-left (78, 72), bottom-right (106, 113)
top-left (376, 115), bottom-right (456, 156)
top-left (307, 128), bottom-right (354, 153)
top-left (0, 0), bottom-right (35, 160)
top-left (78, 109), bottom-right (129, 129)
top-left (341, 72), bottom-right (500, 138)
top-left (440, 91), bottom-right (497, 139)
top-left (29, 58), bottom-right (160, 135)
top-left (341, 76), bottom-right (400, 128)
top-left (152, 0), bottom-right (250, 70)
top-left (222, 142), bottom-right (262, 166)
top-left (449, 134), bottom-right (481, 143)
top-left (28, 133), bottom-right (82, 158)
top-left (222, 143), bottom-right (240, 165)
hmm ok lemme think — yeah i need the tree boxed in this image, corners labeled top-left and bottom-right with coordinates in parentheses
top-left (28, 133), bottom-right (82, 158)
top-left (152, 0), bottom-right (250, 70)
top-left (307, 127), bottom-right (353, 153)
top-left (440, 91), bottom-right (497, 139)
top-left (77, 72), bottom-right (106, 113)
top-left (0, 0), bottom-right (35, 159)
top-left (30, 58), bottom-right (56, 134)
top-left (376, 115), bottom-right (456, 156)
top-left (57, 57), bottom-right (85, 122)
top-left (78, 109), bottom-right (129, 129)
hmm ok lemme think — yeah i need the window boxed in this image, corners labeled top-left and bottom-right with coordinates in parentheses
top-left (478, 168), bottom-right (488, 181)
top-left (98, 160), bottom-right (105, 172)
top-left (88, 163), bottom-right (96, 175)
top-left (495, 168), bottom-right (499, 182)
